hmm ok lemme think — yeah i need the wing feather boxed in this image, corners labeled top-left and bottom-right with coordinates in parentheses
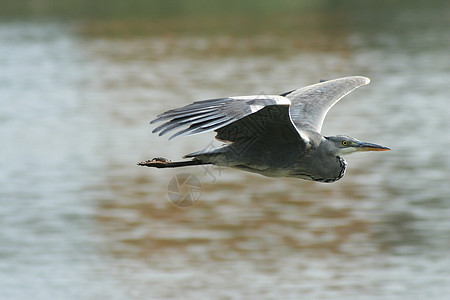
top-left (153, 112), bottom-right (223, 136)
top-left (151, 95), bottom-right (293, 140)
top-left (283, 76), bottom-right (370, 132)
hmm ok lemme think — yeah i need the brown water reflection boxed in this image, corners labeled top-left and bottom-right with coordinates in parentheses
top-left (93, 164), bottom-right (440, 298)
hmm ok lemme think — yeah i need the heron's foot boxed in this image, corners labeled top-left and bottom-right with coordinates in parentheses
top-left (137, 157), bottom-right (172, 168)
top-left (152, 157), bottom-right (171, 163)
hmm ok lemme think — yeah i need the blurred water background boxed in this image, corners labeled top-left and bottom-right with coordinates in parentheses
top-left (0, 1), bottom-right (449, 299)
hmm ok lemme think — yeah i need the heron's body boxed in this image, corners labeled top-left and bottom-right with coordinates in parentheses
top-left (185, 129), bottom-right (346, 182)
top-left (139, 76), bottom-right (390, 183)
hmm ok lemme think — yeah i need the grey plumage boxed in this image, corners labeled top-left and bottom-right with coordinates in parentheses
top-left (139, 76), bottom-right (390, 183)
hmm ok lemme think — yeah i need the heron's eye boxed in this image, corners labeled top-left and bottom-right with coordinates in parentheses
top-left (342, 141), bottom-right (349, 146)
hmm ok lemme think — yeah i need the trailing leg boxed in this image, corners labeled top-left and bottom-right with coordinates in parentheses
top-left (137, 157), bottom-right (210, 168)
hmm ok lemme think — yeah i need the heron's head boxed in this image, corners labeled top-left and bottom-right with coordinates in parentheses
top-left (325, 135), bottom-right (390, 156)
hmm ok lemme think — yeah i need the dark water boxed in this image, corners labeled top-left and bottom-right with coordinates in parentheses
top-left (1, 4), bottom-right (449, 299)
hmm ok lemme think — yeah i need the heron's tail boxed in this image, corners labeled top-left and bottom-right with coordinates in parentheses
top-left (137, 158), bottom-right (209, 168)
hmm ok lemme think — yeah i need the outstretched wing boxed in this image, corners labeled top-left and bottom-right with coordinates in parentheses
top-left (150, 95), bottom-right (300, 141)
top-left (282, 76), bottom-right (370, 133)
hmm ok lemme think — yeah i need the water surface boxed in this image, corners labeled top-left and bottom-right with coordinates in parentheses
top-left (1, 5), bottom-right (449, 299)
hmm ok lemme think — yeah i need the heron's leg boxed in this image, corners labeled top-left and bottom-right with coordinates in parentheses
top-left (137, 157), bottom-right (209, 168)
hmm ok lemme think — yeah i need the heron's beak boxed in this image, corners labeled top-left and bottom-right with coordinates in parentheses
top-left (355, 141), bottom-right (391, 152)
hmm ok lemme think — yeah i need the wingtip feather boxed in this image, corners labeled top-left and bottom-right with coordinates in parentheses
top-left (352, 76), bottom-right (370, 85)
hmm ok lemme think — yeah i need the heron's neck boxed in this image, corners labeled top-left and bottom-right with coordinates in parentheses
top-left (321, 137), bottom-right (341, 157)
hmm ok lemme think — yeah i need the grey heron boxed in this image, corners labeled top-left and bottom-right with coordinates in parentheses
top-left (139, 76), bottom-right (390, 182)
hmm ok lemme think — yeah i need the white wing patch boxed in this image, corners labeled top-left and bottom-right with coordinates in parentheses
top-left (229, 95), bottom-right (291, 113)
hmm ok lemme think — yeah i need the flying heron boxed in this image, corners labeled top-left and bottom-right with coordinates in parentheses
top-left (139, 76), bottom-right (390, 182)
